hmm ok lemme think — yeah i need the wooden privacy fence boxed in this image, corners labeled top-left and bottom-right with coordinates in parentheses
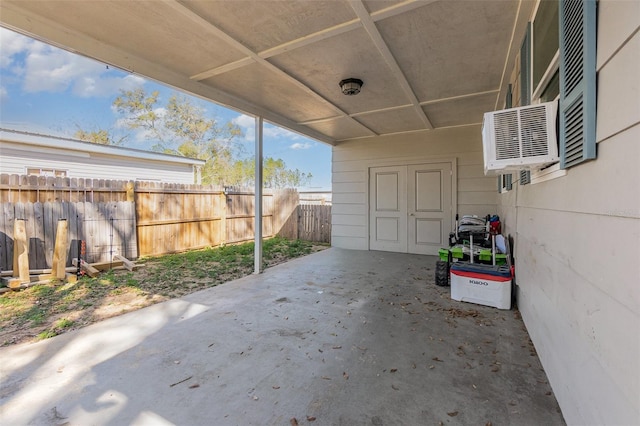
top-left (134, 182), bottom-right (299, 256)
top-left (0, 174), bottom-right (330, 272)
top-left (297, 204), bottom-right (331, 243)
top-left (1, 201), bottom-right (137, 271)
top-left (0, 175), bottom-right (137, 271)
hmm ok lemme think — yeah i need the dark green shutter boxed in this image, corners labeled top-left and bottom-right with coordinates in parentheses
top-left (505, 174), bottom-right (513, 190)
top-left (518, 25), bottom-right (530, 193)
top-left (520, 24), bottom-right (531, 107)
top-left (559, 0), bottom-right (597, 168)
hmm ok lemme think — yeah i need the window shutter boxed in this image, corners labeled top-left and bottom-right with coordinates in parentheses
top-left (505, 173), bottom-right (513, 190)
top-left (520, 170), bottom-right (531, 185)
top-left (520, 24), bottom-right (531, 107)
top-left (559, 0), bottom-right (597, 169)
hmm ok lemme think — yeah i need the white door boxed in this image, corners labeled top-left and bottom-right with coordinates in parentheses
top-left (370, 162), bottom-right (452, 255)
top-left (369, 166), bottom-right (407, 252)
top-left (407, 163), bottom-right (452, 255)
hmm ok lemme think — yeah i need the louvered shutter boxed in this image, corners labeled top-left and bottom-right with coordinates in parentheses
top-left (521, 24), bottom-right (531, 107)
top-left (520, 170), bottom-right (531, 185)
top-left (559, 0), bottom-right (597, 168)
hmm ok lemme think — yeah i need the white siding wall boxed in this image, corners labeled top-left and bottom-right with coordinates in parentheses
top-left (332, 125), bottom-right (497, 250)
top-left (498, 2), bottom-right (640, 423)
top-left (0, 142), bottom-right (196, 184)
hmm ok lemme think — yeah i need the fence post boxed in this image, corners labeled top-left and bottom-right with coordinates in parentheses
top-left (51, 219), bottom-right (68, 279)
top-left (12, 219), bottom-right (29, 282)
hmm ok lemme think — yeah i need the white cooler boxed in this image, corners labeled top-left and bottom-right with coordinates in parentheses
top-left (450, 262), bottom-right (512, 310)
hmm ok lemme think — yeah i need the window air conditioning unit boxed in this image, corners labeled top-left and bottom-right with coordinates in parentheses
top-left (482, 100), bottom-right (559, 175)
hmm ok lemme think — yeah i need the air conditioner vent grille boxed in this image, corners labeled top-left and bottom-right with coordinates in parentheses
top-left (520, 105), bottom-right (550, 157)
top-left (494, 110), bottom-right (520, 160)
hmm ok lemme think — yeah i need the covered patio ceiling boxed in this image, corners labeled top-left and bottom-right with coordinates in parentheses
top-left (0, 0), bottom-right (534, 145)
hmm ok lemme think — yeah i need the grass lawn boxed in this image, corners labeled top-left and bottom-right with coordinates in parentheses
top-left (0, 237), bottom-right (327, 346)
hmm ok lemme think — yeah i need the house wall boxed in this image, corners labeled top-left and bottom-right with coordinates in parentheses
top-left (332, 125), bottom-right (497, 250)
top-left (497, 2), bottom-right (640, 424)
top-left (0, 141), bottom-right (197, 184)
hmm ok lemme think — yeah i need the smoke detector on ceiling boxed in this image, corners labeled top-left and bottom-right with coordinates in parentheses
top-left (339, 78), bottom-right (363, 96)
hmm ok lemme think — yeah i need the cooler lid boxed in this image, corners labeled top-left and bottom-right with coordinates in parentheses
top-left (450, 262), bottom-right (512, 278)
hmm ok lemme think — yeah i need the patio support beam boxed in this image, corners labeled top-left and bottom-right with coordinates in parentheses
top-left (254, 116), bottom-right (264, 274)
top-left (349, 0), bottom-right (434, 130)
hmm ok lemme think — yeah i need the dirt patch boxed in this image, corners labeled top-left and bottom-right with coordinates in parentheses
top-left (0, 238), bottom-right (328, 346)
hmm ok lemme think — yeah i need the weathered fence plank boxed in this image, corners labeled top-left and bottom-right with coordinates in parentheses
top-left (52, 219), bottom-right (68, 279)
top-left (0, 203), bottom-right (8, 271)
top-left (3, 201), bottom-right (16, 269)
top-left (13, 219), bottom-right (29, 281)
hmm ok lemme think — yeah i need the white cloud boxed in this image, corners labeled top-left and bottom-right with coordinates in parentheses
top-left (0, 27), bottom-right (145, 98)
top-left (265, 125), bottom-right (301, 140)
top-left (0, 86), bottom-right (7, 100)
top-left (290, 142), bottom-right (312, 150)
top-left (232, 113), bottom-right (255, 128)
top-left (0, 28), bottom-right (33, 69)
top-left (232, 114), bottom-right (256, 141)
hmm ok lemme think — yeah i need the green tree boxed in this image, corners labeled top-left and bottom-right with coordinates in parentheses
top-left (231, 157), bottom-right (312, 188)
top-left (74, 128), bottom-right (125, 146)
top-left (113, 89), bottom-right (244, 185)
top-left (77, 88), bottom-right (313, 188)
top-left (264, 157), bottom-right (312, 189)
top-left (112, 88), bottom-right (164, 144)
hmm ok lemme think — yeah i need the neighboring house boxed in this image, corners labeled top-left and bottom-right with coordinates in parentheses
top-left (1, 1), bottom-right (637, 424)
top-left (0, 128), bottom-right (205, 184)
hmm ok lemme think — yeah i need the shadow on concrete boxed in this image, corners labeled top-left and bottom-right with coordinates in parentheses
top-left (0, 248), bottom-right (565, 425)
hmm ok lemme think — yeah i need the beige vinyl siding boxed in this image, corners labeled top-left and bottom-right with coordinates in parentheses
top-left (498, 2), bottom-right (640, 423)
top-left (332, 125), bottom-right (497, 250)
top-left (0, 142), bottom-right (196, 184)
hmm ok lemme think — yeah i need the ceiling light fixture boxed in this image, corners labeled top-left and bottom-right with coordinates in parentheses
top-left (339, 78), bottom-right (363, 96)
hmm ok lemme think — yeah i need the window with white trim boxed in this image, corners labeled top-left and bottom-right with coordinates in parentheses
top-left (530, 0), bottom-right (565, 184)
top-left (27, 168), bottom-right (67, 177)
top-left (520, 0), bottom-right (597, 185)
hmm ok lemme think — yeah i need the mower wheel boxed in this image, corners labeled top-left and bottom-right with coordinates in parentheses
top-left (435, 261), bottom-right (450, 287)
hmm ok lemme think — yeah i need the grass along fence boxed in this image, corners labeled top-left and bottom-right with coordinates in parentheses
top-left (0, 174), bottom-right (328, 272)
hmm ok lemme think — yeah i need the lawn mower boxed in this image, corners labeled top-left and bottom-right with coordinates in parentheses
top-left (435, 214), bottom-right (507, 287)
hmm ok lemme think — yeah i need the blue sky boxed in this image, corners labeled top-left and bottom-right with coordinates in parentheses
top-left (0, 27), bottom-right (331, 190)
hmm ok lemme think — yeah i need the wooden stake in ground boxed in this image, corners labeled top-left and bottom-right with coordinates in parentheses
top-left (12, 219), bottom-right (29, 283)
top-left (51, 219), bottom-right (68, 280)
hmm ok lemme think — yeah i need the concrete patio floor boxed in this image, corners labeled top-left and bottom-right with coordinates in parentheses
top-left (0, 248), bottom-right (564, 425)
